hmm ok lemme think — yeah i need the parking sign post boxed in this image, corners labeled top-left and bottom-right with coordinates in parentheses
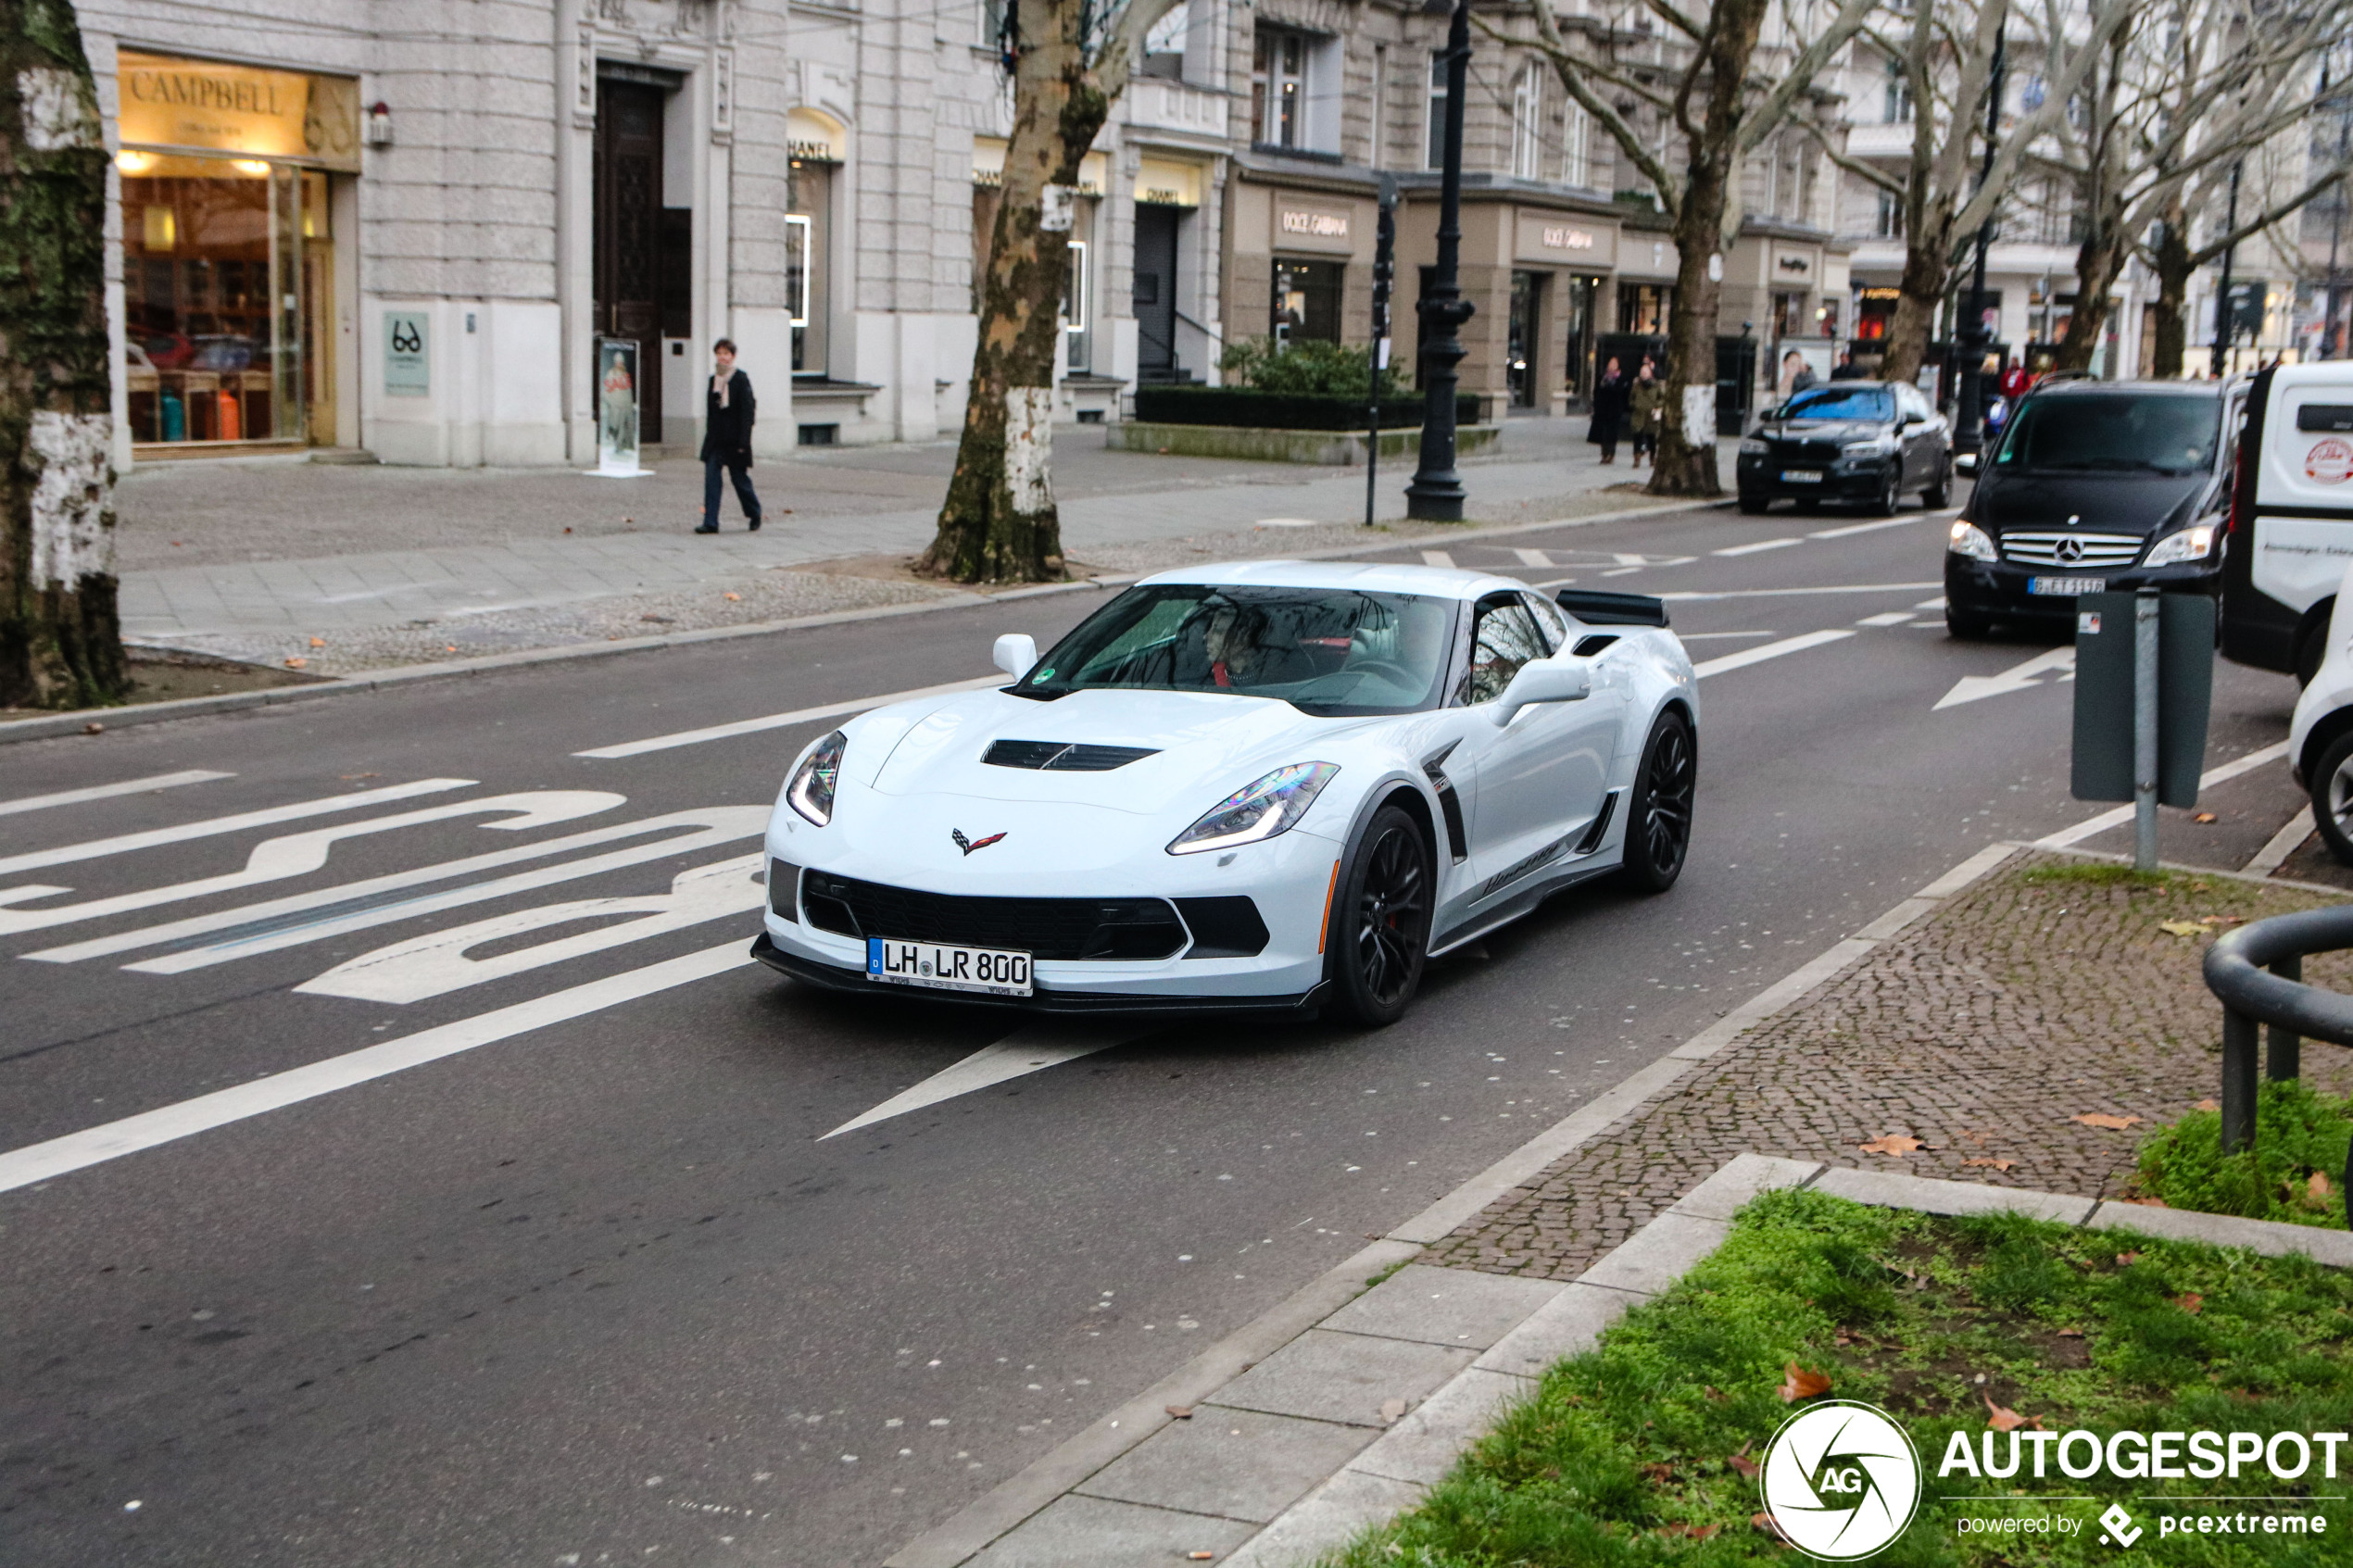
top-left (2134, 587), bottom-right (2161, 871)
top-left (2070, 591), bottom-right (2215, 867)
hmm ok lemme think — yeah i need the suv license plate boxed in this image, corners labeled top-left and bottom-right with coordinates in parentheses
top-left (1780, 469), bottom-right (1824, 483)
top-left (867, 936), bottom-right (1034, 997)
top-left (2029, 576), bottom-right (2107, 596)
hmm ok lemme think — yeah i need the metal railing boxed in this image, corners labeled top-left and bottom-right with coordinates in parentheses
top-left (2201, 906), bottom-right (2353, 1152)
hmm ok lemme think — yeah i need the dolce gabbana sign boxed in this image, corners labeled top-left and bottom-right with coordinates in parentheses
top-left (1272, 197), bottom-right (1355, 254)
top-left (1516, 211), bottom-right (1617, 268)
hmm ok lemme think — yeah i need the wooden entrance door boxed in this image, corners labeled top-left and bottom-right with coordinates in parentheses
top-left (594, 80), bottom-right (664, 443)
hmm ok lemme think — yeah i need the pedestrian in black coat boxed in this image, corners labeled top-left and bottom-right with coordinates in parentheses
top-left (697, 340), bottom-right (761, 533)
top-left (1589, 358), bottom-right (1629, 464)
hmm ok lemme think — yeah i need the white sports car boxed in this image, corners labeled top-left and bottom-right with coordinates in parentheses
top-left (752, 561), bottom-right (1698, 1025)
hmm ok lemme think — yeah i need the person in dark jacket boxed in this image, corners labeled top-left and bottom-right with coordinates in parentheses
top-left (697, 339), bottom-right (761, 534)
top-left (1830, 348), bottom-right (1867, 381)
top-left (1589, 357), bottom-right (1629, 464)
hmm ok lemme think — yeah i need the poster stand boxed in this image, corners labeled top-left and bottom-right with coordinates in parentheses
top-left (585, 336), bottom-right (652, 477)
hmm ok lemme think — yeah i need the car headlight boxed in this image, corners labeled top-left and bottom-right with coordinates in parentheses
top-left (1948, 521), bottom-right (1998, 561)
top-left (786, 730), bottom-right (846, 826)
top-left (1842, 434), bottom-right (1898, 458)
top-left (1167, 762), bottom-right (1339, 855)
top-left (1738, 437), bottom-right (1768, 455)
top-left (2143, 524), bottom-right (2216, 568)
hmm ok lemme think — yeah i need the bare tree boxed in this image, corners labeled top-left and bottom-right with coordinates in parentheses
top-left (2036, 0), bottom-right (2352, 373)
top-left (919, 0), bottom-right (1181, 584)
top-left (1518, 0), bottom-right (1876, 497)
top-left (1803, 0), bottom-right (2120, 384)
top-left (2, 0), bottom-right (123, 709)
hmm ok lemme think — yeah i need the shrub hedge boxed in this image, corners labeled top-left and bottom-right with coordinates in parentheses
top-left (1132, 385), bottom-right (1484, 430)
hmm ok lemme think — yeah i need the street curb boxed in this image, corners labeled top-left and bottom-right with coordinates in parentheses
top-left (881, 835), bottom-right (2029, 1568)
top-left (4, 495), bottom-right (1730, 748)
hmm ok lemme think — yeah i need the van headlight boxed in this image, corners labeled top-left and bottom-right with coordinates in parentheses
top-left (2143, 524), bottom-right (2216, 568)
top-left (1948, 521), bottom-right (1998, 561)
top-left (786, 731), bottom-right (846, 826)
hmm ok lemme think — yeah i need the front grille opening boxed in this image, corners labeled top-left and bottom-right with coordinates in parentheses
top-left (1175, 896), bottom-right (1270, 959)
top-left (802, 873), bottom-right (1187, 960)
top-left (1997, 531), bottom-right (2144, 568)
top-left (983, 740), bottom-right (1162, 771)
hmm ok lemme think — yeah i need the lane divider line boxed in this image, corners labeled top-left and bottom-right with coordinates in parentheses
top-left (1810, 516), bottom-right (1931, 540)
top-left (575, 676), bottom-right (1000, 759)
top-left (0, 941), bottom-right (754, 1197)
top-left (0, 770), bottom-right (233, 819)
top-left (2034, 741), bottom-right (2294, 849)
top-left (2243, 805), bottom-right (2316, 878)
top-left (1691, 629), bottom-right (1854, 679)
top-left (1662, 581), bottom-right (1942, 601)
top-left (1711, 537), bottom-right (1802, 558)
top-left (0, 779), bottom-right (476, 877)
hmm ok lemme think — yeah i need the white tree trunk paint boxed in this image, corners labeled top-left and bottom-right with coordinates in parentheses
top-left (17, 69), bottom-right (101, 151)
top-left (1680, 384), bottom-right (1716, 450)
top-left (29, 411), bottom-right (114, 589)
top-left (1003, 386), bottom-right (1056, 515)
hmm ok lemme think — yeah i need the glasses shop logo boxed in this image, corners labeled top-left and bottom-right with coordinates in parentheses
top-left (1760, 1401), bottom-right (1923, 1561)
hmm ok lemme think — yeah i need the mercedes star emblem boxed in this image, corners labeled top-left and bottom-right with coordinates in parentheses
top-left (2056, 537), bottom-right (2084, 563)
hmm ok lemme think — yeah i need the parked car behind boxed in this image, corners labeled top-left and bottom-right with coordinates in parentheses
top-left (1735, 381), bottom-right (1951, 517)
top-left (2220, 361), bottom-right (2353, 683)
top-left (1943, 377), bottom-right (2236, 640)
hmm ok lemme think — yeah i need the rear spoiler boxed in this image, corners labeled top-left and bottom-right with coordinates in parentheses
top-left (1555, 588), bottom-right (1669, 627)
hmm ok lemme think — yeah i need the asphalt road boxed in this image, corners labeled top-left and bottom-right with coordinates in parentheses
top-left (0, 495), bottom-right (2303, 1568)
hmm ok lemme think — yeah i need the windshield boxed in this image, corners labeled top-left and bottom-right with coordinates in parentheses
top-left (1019, 585), bottom-right (1457, 716)
top-left (1777, 387), bottom-right (1894, 422)
top-left (1994, 394), bottom-right (2220, 474)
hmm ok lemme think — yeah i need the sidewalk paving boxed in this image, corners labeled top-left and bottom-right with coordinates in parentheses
top-left (113, 422), bottom-right (1724, 672)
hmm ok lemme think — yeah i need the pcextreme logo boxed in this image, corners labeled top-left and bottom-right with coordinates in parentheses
top-left (1760, 1400), bottom-right (1923, 1561)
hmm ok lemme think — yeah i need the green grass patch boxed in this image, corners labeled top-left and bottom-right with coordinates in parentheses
top-left (1326, 1189), bottom-right (2353, 1566)
top-left (2135, 1081), bottom-right (2353, 1229)
top-left (2018, 863), bottom-right (2172, 887)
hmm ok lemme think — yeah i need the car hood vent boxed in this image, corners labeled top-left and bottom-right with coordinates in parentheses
top-left (983, 740), bottom-right (1163, 771)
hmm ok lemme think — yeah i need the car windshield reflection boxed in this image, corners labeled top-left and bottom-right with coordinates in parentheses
top-left (1019, 585), bottom-right (1457, 716)
top-left (1994, 394), bottom-right (2220, 475)
top-left (1775, 387), bottom-right (1895, 422)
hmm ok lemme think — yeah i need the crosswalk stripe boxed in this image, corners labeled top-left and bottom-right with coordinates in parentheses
top-left (0, 770), bottom-right (233, 819)
top-left (1512, 548), bottom-right (1553, 567)
top-left (0, 779), bottom-right (475, 877)
top-left (575, 677), bottom-right (999, 759)
top-left (1420, 550), bottom-right (1456, 568)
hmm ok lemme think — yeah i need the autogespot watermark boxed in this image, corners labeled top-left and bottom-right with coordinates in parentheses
top-left (1757, 1403), bottom-right (2345, 1558)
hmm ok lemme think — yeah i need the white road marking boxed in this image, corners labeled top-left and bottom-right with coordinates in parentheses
top-left (30, 807), bottom-right (766, 966)
top-left (0, 770), bottom-right (233, 819)
top-left (298, 855), bottom-right (766, 1004)
top-left (2037, 742), bottom-right (2294, 849)
top-left (1660, 582), bottom-right (1942, 601)
top-left (1712, 537), bottom-right (1803, 558)
top-left (2243, 806), bottom-right (2316, 877)
top-left (0, 792), bottom-right (624, 937)
top-left (1613, 553), bottom-right (1649, 566)
top-left (1419, 550), bottom-right (1456, 569)
top-left (0, 779), bottom-right (475, 877)
top-left (1855, 611), bottom-right (1916, 627)
top-left (1253, 518), bottom-right (1321, 528)
top-left (0, 941), bottom-right (755, 1196)
top-left (1511, 548), bottom-right (1553, 567)
top-left (1602, 566), bottom-right (1643, 577)
top-left (1931, 646), bottom-right (2075, 710)
top-left (1809, 517), bottom-right (1923, 540)
top-left (1914, 596), bottom-right (1947, 609)
top-left (577, 677), bottom-right (1000, 760)
top-left (821, 1025), bottom-right (1158, 1141)
top-left (106, 809), bottom-right (770, 973)
top-left (1677, 631), bottom-right (1779, 641)
top-left (1691, 629), bottom-right (1855, 678)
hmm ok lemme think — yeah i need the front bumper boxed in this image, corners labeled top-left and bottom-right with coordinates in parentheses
top-left (1735, 451), bottom-right (1895, 503)
top-left (1944, 553), bottom-right (2220, 622)
top-left (750, 933), bottom-right (1329, 1016)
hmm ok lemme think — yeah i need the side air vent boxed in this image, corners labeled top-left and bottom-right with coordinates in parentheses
top-left (1572, 633), bottom-right (1620, 657)
top-left (984, 740), bottom-right (1161, 771)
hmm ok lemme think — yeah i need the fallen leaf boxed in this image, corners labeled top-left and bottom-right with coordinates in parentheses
top-left (1642, 1461), bottom-right (1677, 1484)
top-left (2124, 1196), bottom-right (2169, 1208)
top-left (1858, 1134), bottom-right (1924, 1157)
top-left (1379, 1399), bottom-right (1407, 1424)
top-left (444, 645), bottom-right (458, 654)
top-left (1705, 1386), bottom-right (1728, 1403)
top-left (562, 525), bottom-right (573, 533)
top-left (2159, 921), bottom-right (2207, 936)
top-left (2072, 1113), bottom-right (2144, 1130)
top-left (2057, 1326), bottom-right (2083, 1337)
top-left (2176, 1293), bottom-right (2204, 1315)
top-left (1728, 1443), bottom-right (1761, 1478)
top-left (2311, 1171), bottom-right (2333, 1201)
top-left (1962, 1157), bottom-right (2016, 1171)
top-left (283, 657), bottom-right (307, 669)
top-left (1188, 1554), bottom-right (1215, 1562)
top-left (81, 721), bottom-right (103, 734)
top-left (308, 636), bottom-right (326, 647)
top-left (2193, 812), bottom-right (2219, 823)
top-left (2116, 1251), bottom-right (2142, 1266)
top-left (2196, 1098), bottom-right (2221, 1111)
top-left (1164, 1405), bottom-right (1193, 1420)
top-left (1658, 1523), bottom-right (1723, 1539)
top-left (1983, 1393), bottom-right (2041, 1431)
top-left (1753, 1511), bottom-right (1794, 1544)
top-left (724, 592), bottom-right (742, 601)
top-left (1779, 1361), bottom-right (1831, 1402)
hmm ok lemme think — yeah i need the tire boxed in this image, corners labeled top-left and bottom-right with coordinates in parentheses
top-left (2310, 730), bottom-right (2353, 865)
top-left (1325, 805), bottom-right (1434, 1027)
top-left (2296, 609), bottom-right (2332, 687)
top-left (1922, 464), bottom-right (1951, 509)
top-left (1869, 468), bottom-right (1903, 517)
top-left (1737, 491), bottom-right (1770, 515)
top-left (1617, 709), bottom-right (1695, 893)
top-left (1945, 604), bottom-right (1993, 639)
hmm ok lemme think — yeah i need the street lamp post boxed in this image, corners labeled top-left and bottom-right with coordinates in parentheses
top-left (2211, 160), bottom-right (2242, 379)
top-left (1406, 0), bottom-right (1475, 521)
top-left (1953, 26), bottom-right (2005, 455)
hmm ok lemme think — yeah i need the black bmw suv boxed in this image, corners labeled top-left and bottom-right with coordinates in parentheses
top-left (1735, 381), bottom-right (1954, 515)
top-left (1943, 379), bottom-right (2231, 639)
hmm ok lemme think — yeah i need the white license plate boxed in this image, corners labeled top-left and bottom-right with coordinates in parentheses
top-left (866, 936), bottom-right (1033, 997)
top-left (1780, 470), bottom-right (1824, 483)
top-left (2029, 576), bottom-right (2107, 596)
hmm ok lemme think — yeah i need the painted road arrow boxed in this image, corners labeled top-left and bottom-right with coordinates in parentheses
top-left (1933, 646), bottom-right (2076, 709)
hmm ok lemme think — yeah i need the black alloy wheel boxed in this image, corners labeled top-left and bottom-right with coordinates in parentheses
top-left (1327, 805), bottom-right (1433, 1026)
top-left (2311, 730), bottom-right (2353, 865)
top-left (1618, 709), bottom-right (1694, 893)
top-left (1869, 468), bottom-right (1903, 517)
top-left (1923, 462), bottom-right (1951, 509)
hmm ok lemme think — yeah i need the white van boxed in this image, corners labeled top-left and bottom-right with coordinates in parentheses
top-left (2220, 360), bottom-right (2353, 682)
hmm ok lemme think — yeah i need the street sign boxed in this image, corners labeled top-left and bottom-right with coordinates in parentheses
top-left (2071, 590), bottom-right (2213, 809)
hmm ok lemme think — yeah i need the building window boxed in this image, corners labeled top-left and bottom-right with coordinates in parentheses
top-left (1618, 282), bottom-right (1670, 334)
top-left (1882, 59), bottom-right (1913, 124)
top-left (1252, 27), bottom-right (1309, 148)
top-left (1063, 236), bottom-right (1091, 371)
top-left (1425, 52), bottom-right (1448, 169)
top-left (1512, 65), bottom-right (1543, 180)
top-left (1565, 99), bottom-right (1592, 187)
top-left (786, 159), bottom-right (832, 373)
top-left (1874, 189), bottom-right (1903, 239)
top-left (1275, 257), bottom-right (1344, 345)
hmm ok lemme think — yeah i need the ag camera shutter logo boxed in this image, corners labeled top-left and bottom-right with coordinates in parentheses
top-left (1760, 1400), bottom-right (1922, 1560)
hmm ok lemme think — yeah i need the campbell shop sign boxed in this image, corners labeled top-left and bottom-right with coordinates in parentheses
top-left (117, 50), bottom-right (360, 170)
